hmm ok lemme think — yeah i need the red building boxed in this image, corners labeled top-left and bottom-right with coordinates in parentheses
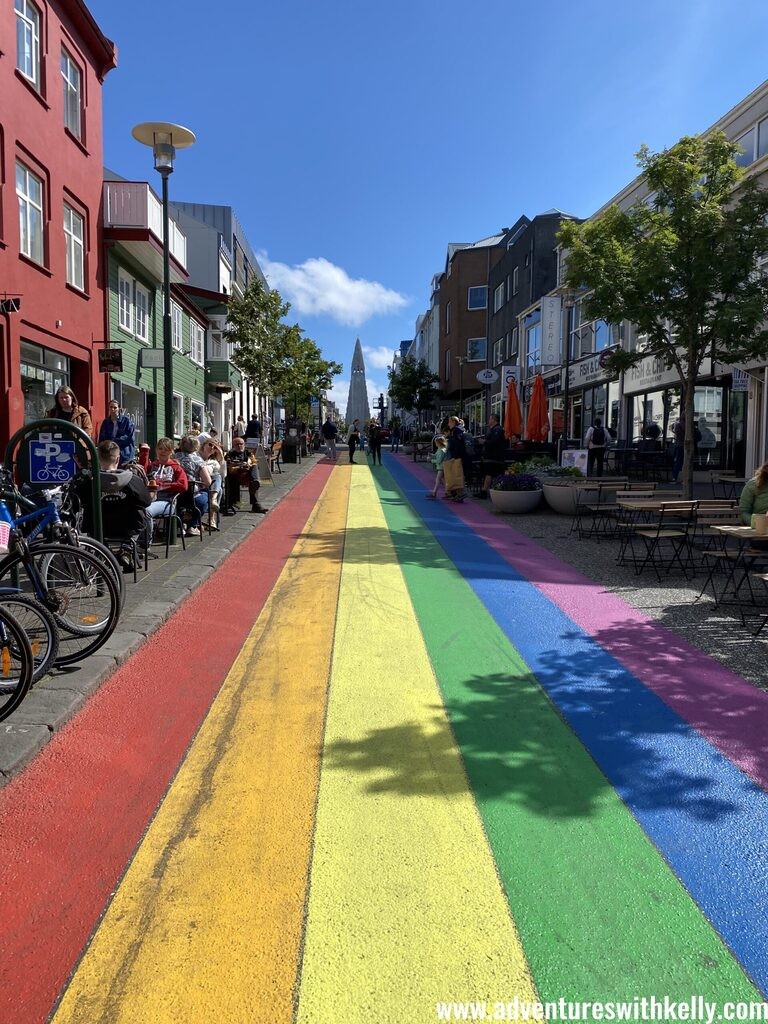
top-left (0, 0), bottom-right (116, 446)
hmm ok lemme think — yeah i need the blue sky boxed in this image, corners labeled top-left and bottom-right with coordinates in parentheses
top-left (88, 0), bottom-right (768, 411)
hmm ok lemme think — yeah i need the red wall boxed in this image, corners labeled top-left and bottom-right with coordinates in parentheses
top-left (0, 0), bottom-right (116, 447)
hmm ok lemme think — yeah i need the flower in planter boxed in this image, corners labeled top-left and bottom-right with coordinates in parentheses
top-left (542, 466), bottom-right (584, 479)
top-left (522, 456), bottom-right (556, 473)
top-left (491, 473), bottom-right (542, 492)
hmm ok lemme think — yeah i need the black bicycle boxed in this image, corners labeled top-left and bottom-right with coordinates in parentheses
top-left (0, 605), bottom-right (34, 722)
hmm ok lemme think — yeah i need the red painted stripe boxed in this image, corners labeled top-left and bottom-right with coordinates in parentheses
top-left (0, 465), bottom-right (333, 1024)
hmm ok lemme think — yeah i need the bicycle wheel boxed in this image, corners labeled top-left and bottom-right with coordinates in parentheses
top-left (0, 606), bottom-right (33, 722)
top-left (70, 536), bottom-right (126, 611)
top-left (0, 594), bottom-right (59, 684)
top-left (0, 545), bottom-right (120, 662)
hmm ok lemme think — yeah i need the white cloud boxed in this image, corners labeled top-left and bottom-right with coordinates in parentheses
top-left (258, 253), bottom-right (409, 327)
top-left (362, 345), bottom-right (397, 370)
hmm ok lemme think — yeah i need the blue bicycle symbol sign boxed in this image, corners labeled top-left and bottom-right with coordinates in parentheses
top-left (29, 438), bottom-right (77, 484)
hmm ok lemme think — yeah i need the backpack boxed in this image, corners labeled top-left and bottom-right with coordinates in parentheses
top-left (591, 426), bottom-right (606, 446)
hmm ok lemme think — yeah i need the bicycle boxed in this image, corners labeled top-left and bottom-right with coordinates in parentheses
top-left (0, 590), bottom-right (58, 683)
top-left (0, 495), bottom-right (121, 666)
top-left (0, 467), bottom-right (125, 611)
top-left (0, 604), bottom-right (34, 722)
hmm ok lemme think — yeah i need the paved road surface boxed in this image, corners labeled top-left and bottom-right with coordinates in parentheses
top-left (1, 456), bottom-right (766, 1023)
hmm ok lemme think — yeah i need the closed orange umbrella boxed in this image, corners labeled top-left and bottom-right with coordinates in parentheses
top-left (504, 376), bottom-right (522, 439)
top-left (525, 373), bottom-right (550, 442)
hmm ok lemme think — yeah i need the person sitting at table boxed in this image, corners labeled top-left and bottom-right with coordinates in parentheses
top-left (223, 437), bottom-right (268, 514)
top-left (175, 435), bottom-right (212, 536)
top-left (98, 440), bottom-right (151, 567)
top-left (200, 437), bottom-right (225, 522)
top-left (146, 438), bottom-right (189, 538)
top-left (739, 462), bottom-right (768, 525)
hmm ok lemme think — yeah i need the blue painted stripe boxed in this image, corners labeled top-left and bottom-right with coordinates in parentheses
top-left (383, 455), bottom-right (768, 995)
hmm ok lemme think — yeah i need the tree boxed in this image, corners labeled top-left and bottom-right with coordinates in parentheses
top-left (558, 132), bottom-right (768, 496)
top-left (388, 357), bottom-right (440, 426)
top-left (226, 277), bottom-right (341, 422)
top-left (225, 277), bottom-right (291, 399)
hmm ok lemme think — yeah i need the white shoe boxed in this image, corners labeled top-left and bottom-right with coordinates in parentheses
top-left (186, 526), bottom-right (200, 536)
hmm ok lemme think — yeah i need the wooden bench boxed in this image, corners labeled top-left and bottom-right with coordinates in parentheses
top-left (268, 440), bottom-right (282, 474)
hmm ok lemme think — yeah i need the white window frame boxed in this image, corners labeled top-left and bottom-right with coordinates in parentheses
top-left (16, 161), bottom-right (44, 264)
top-left (134, 282), bottom-right (149, 342)
top-left (172, 392), bottom-right (184, 438)
top-left (63, 202), bottom-right (84, 290)
top-left (15, 0), bottom-right (41, 90)
top-left (493, 281), bottom-right (505, 313)
top-left (512, 267), bottom-right (519, 295)
top-left (118, 268), bottom-right (133, 334)
top-left (61, 48), bottom-right (82, 139)
top-left (189, 319), bottom-right (205, 365)
top-left (467, 286), bottom-right (487, 310)
top-left (467, 338), bottom-right (487, 362)
top-left (171, 302), bottom-right (183, 351)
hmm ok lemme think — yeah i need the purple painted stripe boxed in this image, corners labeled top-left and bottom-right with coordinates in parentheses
top-left (393, 454), bottom-right (768, 792)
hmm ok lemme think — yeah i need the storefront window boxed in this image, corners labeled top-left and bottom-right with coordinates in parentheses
top-left (20, 341), bottom-right (70, 423)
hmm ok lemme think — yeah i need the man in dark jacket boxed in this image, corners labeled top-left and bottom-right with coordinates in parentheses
top-left (480, 414), bottom-right (506, 497)
top-left (321, 417), bottom-right (338, 461)
top-left (98, 400), bottom-right (136, 463)
top-left (98, 440), bottom-right (151, 561)
top-left (244, 414), bottom-right (263, 442)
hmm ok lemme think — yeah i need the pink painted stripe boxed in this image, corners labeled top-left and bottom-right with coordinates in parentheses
top-left (396, 455), bottom-right (768, 792)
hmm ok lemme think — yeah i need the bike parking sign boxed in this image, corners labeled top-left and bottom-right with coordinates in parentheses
top-left (29, 434), bottom-right (77, 484)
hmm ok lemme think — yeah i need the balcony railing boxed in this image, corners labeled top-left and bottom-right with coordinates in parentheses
top-left (103, 181), bottom-right (187, 269)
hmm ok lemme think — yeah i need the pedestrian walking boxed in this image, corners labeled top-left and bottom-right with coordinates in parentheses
top-left (585, 418), bottom-right (609, 477)
top-left (426, 436), bottom-right (448, 499)
top-left (321, 416), bottom-right (338, 461)
top-left (368, 419), bottom-right (383, 465)
top-left (391, 423), bottom-right (401, 453)
top-left (348, 419), bottom-right (361, 463)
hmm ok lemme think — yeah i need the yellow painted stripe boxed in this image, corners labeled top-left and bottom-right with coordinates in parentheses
top-left (52, 469), bottom-right (350, 1024)
top-left (296, 469), bottom-right (537, 1023)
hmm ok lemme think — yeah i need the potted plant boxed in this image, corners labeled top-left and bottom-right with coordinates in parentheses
top-left (489, 472), bottom-right (543, 513)
top-left (541, 466), bottom-right (586, 514)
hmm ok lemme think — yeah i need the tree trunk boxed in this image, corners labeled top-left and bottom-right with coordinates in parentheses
top-left (682, 370), bottom-right (697, 499)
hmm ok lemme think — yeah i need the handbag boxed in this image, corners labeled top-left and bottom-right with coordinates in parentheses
top-left (443, 457), bottom-right (465, 492)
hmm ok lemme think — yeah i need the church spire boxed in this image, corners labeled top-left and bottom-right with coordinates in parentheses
top-left (345, 339), bottom-right (371, 425)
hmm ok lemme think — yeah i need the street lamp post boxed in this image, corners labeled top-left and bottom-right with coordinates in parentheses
top-left (457, 355), bottom-right (468, 419)
top-left (131, 122), bottom-right (195, 440)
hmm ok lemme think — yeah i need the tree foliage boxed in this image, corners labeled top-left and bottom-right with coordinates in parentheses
top-left (225, 277), bottom-right (342, 408)
top-left (558, 131), bottom-right (768, 494)
top-left (388, 357), bottom-right (440, 422)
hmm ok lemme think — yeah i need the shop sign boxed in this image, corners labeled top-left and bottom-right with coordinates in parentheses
top-left (98, 348), bottom-right (123, 373)
top-left (524, 373), bottom-right (561, 401)
top-left (731, 368), bottom-right (750, 392)
top-left (565, 352), bottom-right (610, 391)
top-left (561, 449), bottom-right (588, 473)
top-left (476, 368), bottom-right (498, 384)
top-left (541, 296), bottom-right (562, 365)
top-left (140, 348), bottom-right (166, 369)
top-left (501, 365), bottom-right (521, 388)
top-left (623, 354), bottom-right (712, 395)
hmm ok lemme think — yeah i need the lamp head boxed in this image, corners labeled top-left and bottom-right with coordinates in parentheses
top-left (132, 122), bottom-right (195, 176)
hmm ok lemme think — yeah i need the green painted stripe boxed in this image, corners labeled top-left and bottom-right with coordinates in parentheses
top-left (372, 469), bottom-right (759, 1001)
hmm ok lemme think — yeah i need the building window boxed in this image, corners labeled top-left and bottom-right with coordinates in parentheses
top-left (172, 393), bottom-right (184, 437)
top-left (493, 281), bottom-right (505, 313)
top-left (507, 327), bottom-right (519, 359)
top-left (524, 311), bottom-right (541, 376)
top-left (467, 286), bottom-right (487, 310)
top-left (444, 349), bottom-right (451, 382)
top-left (190, 319), bottom-right (205, 365)
top-left (134, 283), bottom-right (149, 342)
top-left (735, 127), bottom-right (756, 168)
top-left (492, 337), bottom-right (504, 366)
top-left (61, 49), bottom-right (82, 139)
top-left (445, 301), bottom-right (451, 335)
top-left (15, 0), bottom-right (41, 90)
top-left (758, 116), bottom-right (768, 162)
top-left (467, 338), bottom-right (487, 362)
top-left (190, 400), bottom-right (205, 429)
top-left (118, 268), bottom-right (133, 333)
top-left (512, 267), bottom-right (519, 295)
top-left (63, 203), bottom-right (84, 290)
top-left (171, 302), bottom-right (183, 350)
top-left (16, 161), bottom-right (44, 264)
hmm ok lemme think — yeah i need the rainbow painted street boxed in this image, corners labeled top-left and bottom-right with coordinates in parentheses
top-left (1, 456), bottom-right (766, 1024)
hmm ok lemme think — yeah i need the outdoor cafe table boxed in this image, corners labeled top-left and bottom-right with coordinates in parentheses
top-left (703, 524), bottom-right (768, 609)
top-left (711, 475), bottom-right (748, 499)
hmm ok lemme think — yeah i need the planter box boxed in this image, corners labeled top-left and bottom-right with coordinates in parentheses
top-left (542, 481), bottom-right (580, 515)
top-left (489, 488), bottom-right (542, 514)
